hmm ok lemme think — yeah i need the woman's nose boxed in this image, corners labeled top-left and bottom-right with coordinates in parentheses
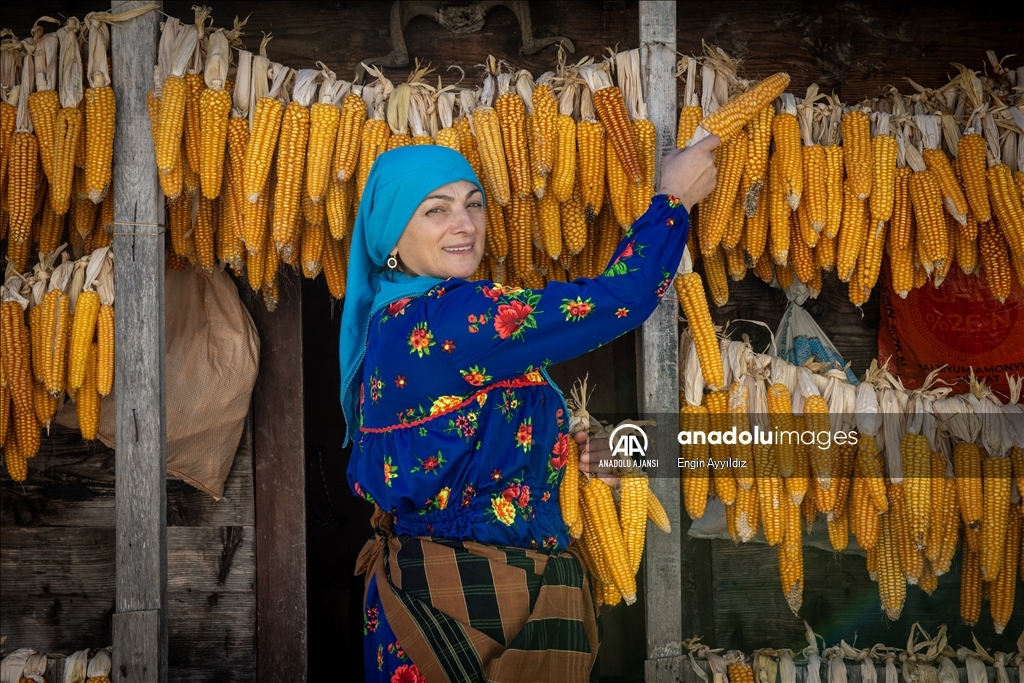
top-left (449, 206), bottom-right (475, 234)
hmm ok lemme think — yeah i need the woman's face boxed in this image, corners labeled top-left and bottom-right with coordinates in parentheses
top-left (392, 180), bottom-right (486, 280)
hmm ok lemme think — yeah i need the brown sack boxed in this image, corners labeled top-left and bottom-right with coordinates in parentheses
top-left (57, 264), bottom-right (259, 499)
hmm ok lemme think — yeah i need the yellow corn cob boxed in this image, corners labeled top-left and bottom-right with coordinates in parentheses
top-left (244, 97), bottom-right (284, 203)
top-left (701, 132), bottom-right (748, 255)
top-left (593, 86), bottom-right (641, 186)
top-left (725, 240), bottom-right (747, 281)
top-left (768, 156), bottom-right (790, 265)
top-left (505, 194), bottom-right (535, 284)
top-left (698, 73), bottom-right (790, 144)
top-left (551, 114), bottom-right (576, 202)
top-left (900, 433), bottom-right (931, 551)
top-left (889, 166), bottom-right (912, 251)
top-left (728, 661), bottom-right (755, 683)
top-left (870, 134), bottom-right (897, 225)
top-left (560, 434), bottom-right (580, 531)
top-left (916, 560), bottom-right (938, 595)
top-left (29, 303), bottom-right (45, 384)
top-left (193, 194), bottom-right (215, 272)
top-left (816, 232), bottom-right (836, 272)
top-left (301, 216), bottom-right (326, 279)
top-left (51, 105), bottom-right (82, 215)
top-left (91, 302), bottom-right (113, 397)
top-left (1, 301), bottom-right (33, 417)
top-left (979, 219), bottom-right (1012, 303)
top-left (76, 342), bottom-right (100, 441)
top-left (823, 145), bottom-right (844, 239)
top-left (74, 96), bottom-right (87, 169)
top-left (29, 90), bottom-right (61, 184)
top-left (855, 435), bottom-right (888, 513)
top-left (531, 84), bottom-right (557, 179)
top-left (385, 133), bottom-right (412, 150)
top-left (13, 406), bottom-right (41, 460)
top-left (960, 543), bottom-right (982, 626)
top-left (323, 234), bottom-right (348, 300)
top-left (767, 383), bottom-right (796, 477)
top-left (537, 191), bottom-right (562, 260)
top-left (435, 126), bottom-right (460, 152)
top-left (334, 93), bottom-right (366, 184)
top-left (620, 473), bottom-right (649, 573)
top-left (577, 119), bottom-right (606, 222)
top-left (68, 290), bottom-right (100, 392)
top-left (925, 451), bottom-right (947, 563)
top-left (646, 488), bottom-right (670, 533)
top-left (1011, 447), bottom-right (1024, 502)
top-left (889, 481), bottom-right (923, 584)
top-left (987, 163), bottom-right (1024, 258)
top-left (773, 112), bottom-right (802, 211)
top-left (272, 101), bottom-right (310, 258)
top-left (958, 133), bottom-right (991, 223)
top-left (923, 148), bottom-right (967, 224)
top-left (909, 170), bottom-right (949, 268)
top-left (850, 477), bottom-right (880, 549)
top-left (302, 186), bottom-right (326, 227)
top-left (581, 477), bottom-right (637, 605)
top-left (495, 91), bottom-right (530, 199)
top-left (866, 545), bottom-right (878, 581)
top-left (473, 107), bottom-right (511, 207)
top-left (560, 178), bottom-right (588, 256)
top-left (198, 87), bottom-right (231, 200)
top-left (842, 110), bottom-right (872, 200)
top-left (889, 238), bottom-right (915, 299)
top-left (183, 74), bottom-right (204, 178)
top-left (980, 454), bottom-right (1011, 581)
top-left (802, 144), bottom-right (827, 235)
top-left (736, 480), bottom-right (761, 542)
top-left (790, 210), bottom-right (816, 284)
top-left (778, 493), bottom-right (803, 615)
top-left (745, 174), bottom-right (770, 263)
top-left (789, 416), bottom-right (811, 509)
top-left (934, 478), bottom-right (960, 576)
top-left (956, 213), bottom-right (980, 275)
top-left (754, 438), bottom-right (783, 546)
top-left (1015, 171), bottom-right (1024, 204)
top-left (704, 247), bottom-right (729, 307)
top-left (836, 184), bottom-right (868, 282)
top-left (680, 405), bottom-right (711, 519)
top-left (676, 105), bottom-right (702, 149)
top-left (606, 135), bottom-right (632, 230)
top-left (326, 177), bottom-right (354, 241)
top-left (629, 119), bottom-right (657, 221)
top-left (155, 75), bottom-right (187, 178)
top-left (859, 218), bottom-right (887, 295)
top-left (226, 116), bottom-right (249, 218)
top-left (803, 395), bottom-right (833, 512)
top-left (990, 505), bottom-right (1019, 634)
top-left (0, 101), bottom-right (16, 194)
top-left (577, 491), bottom-right (615, 589)
top-left (167, 192), bottom-right (191, 259)
top-left (0, 366), bottom-right (8, 449)
top-left (8, 131), bottom-right (39, 243)
top-left (741, 105), bottom-right (774, 215)
top-left (706, 391), bottom-right (737, 506)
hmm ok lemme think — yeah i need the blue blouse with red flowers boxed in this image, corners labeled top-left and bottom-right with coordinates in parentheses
top-left (347, 194), bottom-right (689, 553)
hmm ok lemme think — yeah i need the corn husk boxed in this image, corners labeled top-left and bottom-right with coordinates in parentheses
top-left (63, 649), bottom-right (90, 683)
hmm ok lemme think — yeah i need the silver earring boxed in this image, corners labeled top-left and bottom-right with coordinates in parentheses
top-left (387, 255), bottom-right (398, 269)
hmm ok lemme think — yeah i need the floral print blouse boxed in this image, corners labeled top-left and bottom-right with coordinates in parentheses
top-left (347, 194), bottom-right (689, 552)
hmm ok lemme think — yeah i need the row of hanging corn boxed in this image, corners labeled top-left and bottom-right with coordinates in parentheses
top-left (680, 46), bottom-right (1024, 308)
top-left (677, 306), bottom-right (1024, 631)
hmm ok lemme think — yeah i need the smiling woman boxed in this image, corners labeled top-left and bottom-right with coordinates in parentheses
top-left (342, 141), bottom-right (717, 683)
top-left (389, 180), bottom-right (486, 279)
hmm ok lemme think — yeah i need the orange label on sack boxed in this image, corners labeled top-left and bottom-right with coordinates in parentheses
top-left (877, 263), bottom-right (1024, 397)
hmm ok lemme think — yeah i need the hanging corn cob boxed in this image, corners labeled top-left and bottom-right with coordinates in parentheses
top-left (198, 22), bottom-right (242, 199)
top-left (243, 35), bottom-right (288, 205)
top-left (152, 14), bottom-right (198, 201)
top-left (580, 59), bottom-right (640, 185)
top-left (8, 36), bottom-right (38, 245)
top-left (576, 84), bottom-right (606, 222)
top-left (675, 56), bottom-right (702, 150)
top-left (272, 68), bottom-right (316, 262)
top-left (304, 63), bottom-right (341, 207)
top-left (0, 31), bottom-right (20, 205)
top-left (27, 25), bottom-right (59, 189)
top-left (49, 18), bottom-right (83, 215)
top-left (550, 59), bottom-right (579, 203)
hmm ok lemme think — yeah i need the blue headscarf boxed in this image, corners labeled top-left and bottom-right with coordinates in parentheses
top-left (339, 145), bottom-right (484, 445)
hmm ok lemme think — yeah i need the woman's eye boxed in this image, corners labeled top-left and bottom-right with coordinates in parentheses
top-left (467, 201), bottom-right (483, 209)
top-left (426, 207), bottom-right (445, 215)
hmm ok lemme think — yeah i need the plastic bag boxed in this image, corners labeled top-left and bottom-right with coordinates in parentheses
top-left (57, 265), bottom-right (259, 499)
top-left (776, 301), bottom-right (858, 384)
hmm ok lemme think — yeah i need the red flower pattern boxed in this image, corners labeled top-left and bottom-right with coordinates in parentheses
top-left (386, 298), bottom-right (412, 317)
top-left (494, 300), bottom-right (533, 339)
top-left (391, 664), bottom-right (426, 683)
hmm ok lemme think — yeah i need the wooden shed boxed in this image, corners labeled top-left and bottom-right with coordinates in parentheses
top-left (1, 2), bottom-right (1022, 682)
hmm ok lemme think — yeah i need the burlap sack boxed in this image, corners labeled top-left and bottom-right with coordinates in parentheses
top-left (57, 264), bottom-right (259, 499)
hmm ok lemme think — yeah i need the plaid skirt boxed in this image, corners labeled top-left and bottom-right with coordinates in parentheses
top-left (356, 509), bottom-right (600, 683)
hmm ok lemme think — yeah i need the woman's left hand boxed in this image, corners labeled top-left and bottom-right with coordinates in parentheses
top-left (574, 432), bottom-right (619, 487)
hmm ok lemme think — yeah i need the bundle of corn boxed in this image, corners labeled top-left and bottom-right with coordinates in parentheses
top-left (564, 375), bottom-right (669, 608)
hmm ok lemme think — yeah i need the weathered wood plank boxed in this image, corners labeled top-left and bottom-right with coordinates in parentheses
top-left (0, 423), bottom-right (254, 529)
top-left (110, 3), bottom-right (166, 680)
top-left (710, 540), bottom-right (1024, 653)
top-left (0, 525), bottom-right (255, 680)
top-left (639, 0), bottom-right (686, 664)
top-left (247, 268), bottom-right (307, 682)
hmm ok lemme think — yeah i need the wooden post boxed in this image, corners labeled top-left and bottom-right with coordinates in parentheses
top-left (109, 2), bottom-right (166, 682)
top-left (637, 2), bottom-right (684, 680)
top-left (247, 269), bottom-right (307, 682)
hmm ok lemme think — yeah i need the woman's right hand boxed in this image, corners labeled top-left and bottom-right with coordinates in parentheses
top-left (657, 135), bottom-right (720, 213)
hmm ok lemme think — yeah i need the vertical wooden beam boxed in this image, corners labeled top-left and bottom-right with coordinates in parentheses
top-left (638, 1), bottom-right (683, 678)
top-left (109, 2), bottom-right (166, 682)
top-left (248, 269), bottom-right (307, 682)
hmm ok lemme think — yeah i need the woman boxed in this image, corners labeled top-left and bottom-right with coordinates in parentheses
top-left (344, 139), bottom-right (718, 683)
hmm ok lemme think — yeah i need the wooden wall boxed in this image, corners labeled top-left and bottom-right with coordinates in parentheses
top-left (2, 2), bottom-right (1023, 681)
top-left (0, 425), bottom-right (256, 682)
